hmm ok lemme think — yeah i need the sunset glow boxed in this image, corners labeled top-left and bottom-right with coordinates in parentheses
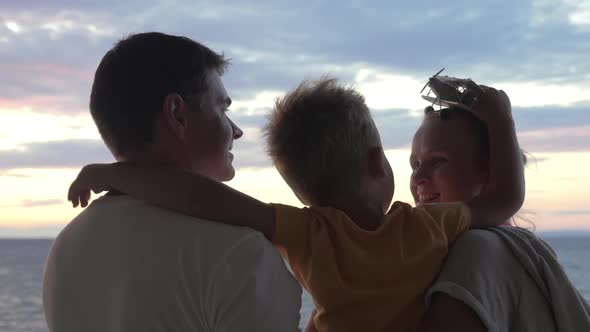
top-left (1, 1), bottom-right (589, 237)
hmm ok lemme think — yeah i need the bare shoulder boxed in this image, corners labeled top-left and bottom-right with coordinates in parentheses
top-left (418, 293), bottom-right (487, 332)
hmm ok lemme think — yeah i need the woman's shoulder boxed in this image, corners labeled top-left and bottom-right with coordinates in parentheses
top-left (451, 228), bottom-right (509, 253)
top-left (435, 229), bottom-right (522, 284)
top-left (427, 228), bottom-right (560, 332)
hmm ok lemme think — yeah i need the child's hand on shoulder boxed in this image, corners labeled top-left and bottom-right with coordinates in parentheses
top-left (68, 163), bottom-right (113, 208)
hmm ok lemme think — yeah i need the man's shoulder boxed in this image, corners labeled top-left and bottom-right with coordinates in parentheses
top-left (50, 196), bottom-right (283, 282)
top-left (82, 194), bottom-right (265, 236)
top-left (57, 195), bottom-right (273, 258)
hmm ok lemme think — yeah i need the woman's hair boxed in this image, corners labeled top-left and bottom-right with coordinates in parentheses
top-left (423, 106), bottom-right (535, 229)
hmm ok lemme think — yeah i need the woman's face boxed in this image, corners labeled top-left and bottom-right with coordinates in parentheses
top-left (410, 115), bottom-right (488, 205)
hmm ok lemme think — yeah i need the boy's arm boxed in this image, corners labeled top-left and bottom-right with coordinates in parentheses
top-left (68, 163), bottom-right (276, 239)
top-left (466, 87), bottom-right (525, 228)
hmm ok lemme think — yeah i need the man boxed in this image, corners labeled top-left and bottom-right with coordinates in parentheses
top-left (43, 32), bottom-right (302, 332)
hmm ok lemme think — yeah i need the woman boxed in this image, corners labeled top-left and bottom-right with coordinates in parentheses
top-left (412, 106), bottom-right (590, 332)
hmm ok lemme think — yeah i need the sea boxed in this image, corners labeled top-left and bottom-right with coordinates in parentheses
top-left (1, 235), bottom-right (589, 332)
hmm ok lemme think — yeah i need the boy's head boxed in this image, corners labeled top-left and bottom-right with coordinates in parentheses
top-left (264, 77), bottom-right (394, 211)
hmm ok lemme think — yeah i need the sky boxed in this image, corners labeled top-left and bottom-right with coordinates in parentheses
top-left (1, 0), bottom-right (589, 237)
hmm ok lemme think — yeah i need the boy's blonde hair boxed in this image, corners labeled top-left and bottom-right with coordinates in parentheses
top-left (263, 77), bottom-right (379, 204)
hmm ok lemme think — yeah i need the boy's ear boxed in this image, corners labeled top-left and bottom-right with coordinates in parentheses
top-left (162, 93), bottom-right (188, 140)
top-left (367, 146), bottom-right (388, 178)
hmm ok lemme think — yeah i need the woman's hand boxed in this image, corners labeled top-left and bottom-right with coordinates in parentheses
top-left (67, 163), bottom-right (113, 208)
top-left (464, 84), bottom-right (526, 228)
top-left (470, 85), bottom-right (519, 136)
top-left (470, 85), bottom-right (513, 126)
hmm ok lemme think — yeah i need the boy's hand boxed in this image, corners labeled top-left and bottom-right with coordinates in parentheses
top-left (68, 164), bottom-right (112, 208)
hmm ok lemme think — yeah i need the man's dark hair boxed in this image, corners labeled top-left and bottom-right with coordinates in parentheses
top-left (90, 32), bottom-right (228, 156)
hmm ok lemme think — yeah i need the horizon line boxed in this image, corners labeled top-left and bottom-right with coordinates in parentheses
top-left (2, 229), bottom-right (590, 240)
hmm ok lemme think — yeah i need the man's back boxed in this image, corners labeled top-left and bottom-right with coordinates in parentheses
top-left (43, 195), bottom-right (301, 332)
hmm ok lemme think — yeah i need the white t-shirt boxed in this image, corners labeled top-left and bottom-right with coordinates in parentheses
top-left (43, 195), bottom-right (302, 332)
top-left (426, 229), bottom-right (557, 332)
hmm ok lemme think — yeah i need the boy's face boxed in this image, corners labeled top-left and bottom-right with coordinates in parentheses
top-left (363, 144), bottom-right (395, 213)
top-left (409, 116), bottom-right (488, 205)
top-left (381, 153), bottom-right (395, 213)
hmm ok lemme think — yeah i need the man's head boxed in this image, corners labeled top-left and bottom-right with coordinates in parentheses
top-left (264, 77), bottom-right (394, 211)
top-left (90, 32), bottom-right (242, 181)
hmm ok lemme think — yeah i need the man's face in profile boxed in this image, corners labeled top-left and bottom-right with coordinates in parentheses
top-left (183, 70), bottom-right (243, 182)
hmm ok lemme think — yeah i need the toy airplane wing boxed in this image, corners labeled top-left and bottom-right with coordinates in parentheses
top-left (421, 95), bottom-right (474, 111)
top-left (435, 76), bottom-right (483, 92)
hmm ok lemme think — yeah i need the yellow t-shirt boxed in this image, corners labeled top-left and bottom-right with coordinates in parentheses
top-left (272, 201), bottom-right (471, 332)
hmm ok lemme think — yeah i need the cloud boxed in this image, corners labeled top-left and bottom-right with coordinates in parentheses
top-left (0, 225), bottom-right (63, 238)
top-left (0, 110), bottom-right (98, 149)
top-left (0, 134), bottom-right (271, 170)
top-left (511, 104), bottom-right (590, 152)
top-left (0, 139), bottom-right (113, 170)
top-left (513, 104), bottom-right (590, 131)
top-left (548, 210), bottom-right (590, 216)
top-left (562, 0), bottom-right (590, 28)
top-left (0, 199), bottom-right (63, 208)
top-left (2, 0), bottom-right (590, 118)
top-left (518, 125), bottom-right (590, 153)
top-left (0, 170), bottom-right (31, 178)
top-left (0, 0), bottom-right (589, 171)
top-left (372, 109), bottom-right (422, 149)
top-left (0, 101), bottom-right (587, 172)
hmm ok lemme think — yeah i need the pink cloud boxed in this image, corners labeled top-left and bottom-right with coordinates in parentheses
top-left (9, 62), bottom-right (94, 81)
top-left (0, 95), bottom-right (83, 113)
top-left (519, 125), bottom-right (590, 138)
top-left (518, 125), bottom-right (590, 153)
top-left (0, 61), bottom-right (93, 113)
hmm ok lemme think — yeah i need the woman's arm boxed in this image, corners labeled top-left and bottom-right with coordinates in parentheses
top-left (465, 87), bottom-right (525, 228)
top-left (68, 163), bottom-right (276, 239)
top-left (418, 293), bottom-right (486, 332)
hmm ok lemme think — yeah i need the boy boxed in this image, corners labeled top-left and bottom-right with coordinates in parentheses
top-left (69, 77), bottom-right (524, 331)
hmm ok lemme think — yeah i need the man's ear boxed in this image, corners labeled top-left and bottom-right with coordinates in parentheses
top-left (162, 93), bottom-right (188, 140)
top-left (367, 146), bottom-right (387, 178)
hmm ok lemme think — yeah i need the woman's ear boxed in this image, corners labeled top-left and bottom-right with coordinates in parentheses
top-left (162, 93), bottom-right (188, 140)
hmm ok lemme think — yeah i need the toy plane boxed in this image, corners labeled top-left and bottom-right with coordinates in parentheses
top-left (421, 68), bottom-right (483, 111)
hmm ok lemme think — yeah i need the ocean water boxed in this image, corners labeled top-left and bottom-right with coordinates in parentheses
top-left (0, 236), bottom-right (589, 332)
